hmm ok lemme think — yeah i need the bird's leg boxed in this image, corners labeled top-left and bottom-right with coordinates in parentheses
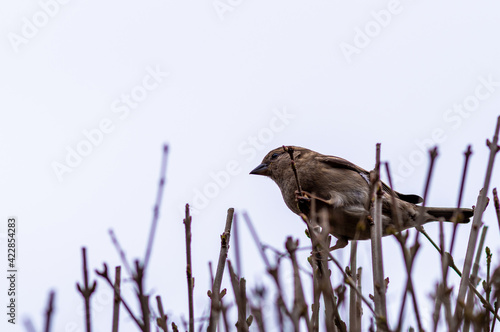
top-left (296, 190), bottom-right (334, 206)
top-left (294, 190), bottom-right (312, 215)
top-left (329, 236), bottom-right (348, 251)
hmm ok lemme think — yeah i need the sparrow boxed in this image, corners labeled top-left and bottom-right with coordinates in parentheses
top-left (250, 146), bottom-right (473, 250)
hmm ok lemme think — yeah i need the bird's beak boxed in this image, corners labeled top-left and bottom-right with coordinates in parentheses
top-left (250, 163), bottom-right (269, 176)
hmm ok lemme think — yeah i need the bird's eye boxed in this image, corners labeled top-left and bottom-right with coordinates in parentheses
top-left (271, 153), bottom-right (279, 160)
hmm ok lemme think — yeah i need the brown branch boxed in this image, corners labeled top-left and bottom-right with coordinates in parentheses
top-left (285, 237), bottom-right (311, 331)
top-left (349, 241), bottom-right (360, 332)
top-left (227, 260), bottom-right (251, 332)
top-left (483, 247), bottom-right (493, 329)
top-left (144, 144), bottom-right (169, 270)
top-left (184, 204), bottom-right (195, 332)
top-left (133, 260), bottom-right (150, 332)
top-left (156, 296), bottom-right (169, 332)
top-left (233, 212), bottom-right (243, 277)
top-left (95, 263), bottom-right (142, 329)
top-left (76, 247), bottom-right (97, 332)
top-left (463, 226), bottom-right (488, 332)
top-left (449, 145), bottom-right (473, 255)
top-left (207, 208), bottom-right (235, 332)
top-left (493, 188), bottom-right (500, 235)
top-left (44, 291), bottom-right (55, 332)
top-left (369, 143), bottom-right (388, 329)
top-left (112, 266), bottom-right (121, 332)
top-left (283, 146), bottom-right (303, 196)
top-left (242, 211), bottom-right (271, 268)
top-left (108, 229), bottom-right (133, 276)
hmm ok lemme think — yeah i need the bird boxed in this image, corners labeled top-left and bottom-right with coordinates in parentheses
top-left (250, 146), bottom-right (473, 250)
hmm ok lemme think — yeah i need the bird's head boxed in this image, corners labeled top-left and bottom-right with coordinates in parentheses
top-left (250, 146), bottom-right (306, 181)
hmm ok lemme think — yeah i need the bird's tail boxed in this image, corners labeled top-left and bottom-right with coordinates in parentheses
top-left (426, 207), bottom-right (473, 224)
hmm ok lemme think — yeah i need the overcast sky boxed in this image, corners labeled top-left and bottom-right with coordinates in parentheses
top-left (1, 0), bottom-right (500, 331)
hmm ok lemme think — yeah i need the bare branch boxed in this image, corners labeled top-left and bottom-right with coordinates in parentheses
top-left (76, 247), bottom-right (96, 332)
top-left (184, 204), bottom-right (195, 332)
top-left (112, 266), bottom-right (121, 332)
top-left (207, 208), bottom-right (235, 332)
top-left (44, 291), bottom-right (55, 332)
top-left (144, 144), bottom-right (169, 270)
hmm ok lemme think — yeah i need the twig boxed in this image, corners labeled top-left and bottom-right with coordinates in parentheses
top-left (23, 318), bottom-right (37, 332)
top-left (95, 263), bottom-right (143, 329)
top-left (484, 247), bottom-right (493, 329)
top-left (250, 305), bottom-right (266, 332)
top-left (112, 266), bottom-right (121, 332)
top-left (76, 247), bottom-right (97, 332)
top-left (369, 143), bottom-right (387, 328)
top-left (144, 144), bottom-right (169, 270)
top-left (184, 204), bottom-right (195, 332)
top-left (207, 208), bottom-right (235, 332)
top-left (233, 213), bottom-right (242, 277)
top-left (349, 241), bottom-right (360, 332)
top-left (416, 147), bottom-right (438, 229)
top-left (433, 220), bottom-right (452, 331)
top-left (134, 260), bottom-right (150, 332)
top-left (454, 116), bottom-right (500, 329)
top-left (283, 146), bottom-right (303, 196)
top-left (227, 260), bottom-right (251, 332)
top-left (44, 291), bottom-right (55, 332)
top-left (312, 214), bottom-right (346, 332)
top-left (285, 237), bottom-right (311, 331)
top-left (156, 296), bottom-right (169, 332)
top-left (493, 188), bottom-right (500, 235)
top-left (109, 229), bottom-right (133, 276)
top-left (449, 145), bottom-right (473, 255)
top-left (356, 267), bottom-right (363, 332)
top-left (492, 301), bottom-right (500, 332)
top-left (242, 211), bottom-right (271, 268)
top-left (463, 226), bottom-right (488, 332)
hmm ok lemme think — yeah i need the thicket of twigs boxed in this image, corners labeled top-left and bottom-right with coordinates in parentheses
top-left (27, 116), bottom-right (500, 332)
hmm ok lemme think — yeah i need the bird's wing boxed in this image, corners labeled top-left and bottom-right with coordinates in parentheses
top-left (316, 155), bottom-right (369, 175)
top-left (316, 155), bottom-right (423, 204)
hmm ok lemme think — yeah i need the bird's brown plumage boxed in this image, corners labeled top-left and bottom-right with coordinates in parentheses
top-left (250, 146), bottom-right (473, 250)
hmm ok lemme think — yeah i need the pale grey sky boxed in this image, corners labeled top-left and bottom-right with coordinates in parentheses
top-left (1, 0), bottom-right (500, 331)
